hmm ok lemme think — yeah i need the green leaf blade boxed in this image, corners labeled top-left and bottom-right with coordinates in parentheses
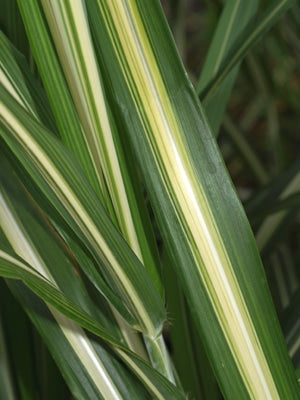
top-left (199, 0), bottom-right (296, 111)
top-left (0, 86), bottom-right (165, 338)
top-left (38, 0), bottom-right (164, 300)
top-left (197, 0), bottom-right (258, 136)
top-left (87, 1), bottom-right (300, 398)
top-left (16, 0), bottom-right (105, 203)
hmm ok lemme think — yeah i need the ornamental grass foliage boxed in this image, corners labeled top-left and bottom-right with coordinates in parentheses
top-left (0, 1), bottom-right (299, 399)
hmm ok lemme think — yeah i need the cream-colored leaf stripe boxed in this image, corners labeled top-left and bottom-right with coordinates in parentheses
top-left (0, 56), bottom-right (150, 362)
top-left (96, 1), bottom-right (280, 398)
top-left (3, 1), bottom-right (172, 378)
top-left (0, 49), bottom-right (172, 379)
top-left (0, 188), bottom-right (182, 398)
top-left (0, 100), bottom-right (156, 338)
top-left (116, 349), bottom-right (165, 400)
top-left (40, 0), bottom-right (142, 261)
top-left (0, 68), bottom-right (37, 119)
top-left (0, 190), bottom-right (123, 400)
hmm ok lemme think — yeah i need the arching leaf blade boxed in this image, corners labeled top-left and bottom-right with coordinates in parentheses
top-left (0, 86), bottom-right (165, 338)
top-left (87, 1), bottom-right (300, 398)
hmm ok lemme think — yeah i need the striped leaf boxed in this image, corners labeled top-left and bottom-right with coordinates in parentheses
top-left (0, 32), bottom-right (172, 379)
top-left (0, 173), bottom-right (185, 399)
top-left (0, 205), bottom-right (146, 400)
top-left (87, 0), bottom-right (299, 398)
top-left (18, 0), bottom-right (164, 300)
top-left (0, 31), bottom-right (57, 134)
top-left (5, 281), bottom-right (148, 400)
top-left (16, 0), bottom-right (106, 204)
top-left (1, 1), bottom-right (299, 398)
top-left (0, 86), bottom-right (165, 338)
top-left (0, 252), bottom-right (184, 399)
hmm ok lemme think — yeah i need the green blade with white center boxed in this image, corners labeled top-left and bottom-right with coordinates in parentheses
top-left (17, 0), bottom-right (163, 298)
top-left (0, 85), bottom-right (165, 338)
top-left (0, 30), bottom-right (171, 378)
top-left (87, 0), bottom-right (300, 398)
top-left (0, 31), bottom-right (58, 134)
top-left (0, 250), bottom-right (184, 400)
top-left (16, 0), bottom-right (107, 207)
top-left (0, 166), bottom-right (184, 399)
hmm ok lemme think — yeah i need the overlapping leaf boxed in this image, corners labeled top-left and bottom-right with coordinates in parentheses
top-left (0, 86), bottom-right (165, 338)
top-left (86, 0), bottom-right (299, 398)
top-left (0, 167), bottom-right (184, 399)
